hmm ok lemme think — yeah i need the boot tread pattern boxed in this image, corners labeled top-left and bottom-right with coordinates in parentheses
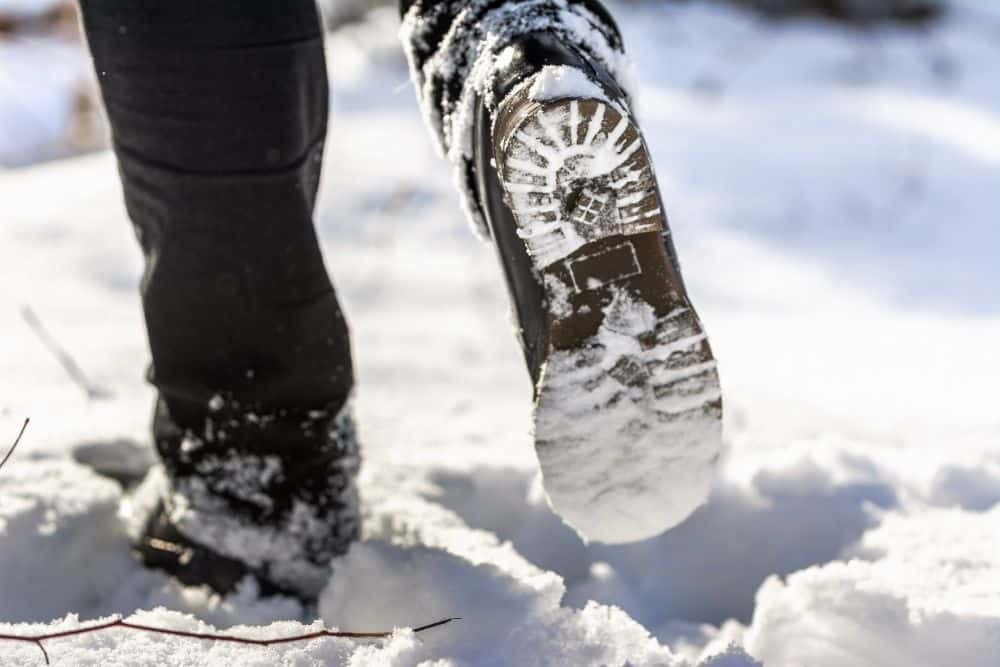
top-left (495, 90), bottom-right (724, 543)
top-left (500, 99), bottom-right (663, 269)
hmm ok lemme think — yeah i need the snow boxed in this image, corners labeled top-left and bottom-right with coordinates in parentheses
top-left (0, 36), bottom-right (85, 167)
top-left (1, 1), bottom-right (999, 665)
top-left (742, 509), bottom-right (1000, 666)
top-left (527, 64), bottom-right (610, 102)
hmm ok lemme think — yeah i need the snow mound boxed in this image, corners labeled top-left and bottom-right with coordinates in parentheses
top-left (742, 508), bottom-right (1000, 666)
top-left (0, 459), bottom-right (136, 621)
top-left (323, 542), bottom-right (677, 666)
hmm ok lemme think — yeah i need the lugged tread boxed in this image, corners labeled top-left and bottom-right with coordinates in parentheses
top-left (495, 87), bottom-right (724, 544)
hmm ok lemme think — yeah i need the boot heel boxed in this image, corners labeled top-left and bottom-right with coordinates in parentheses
top-left (494, 95), bottom-right (663, 268)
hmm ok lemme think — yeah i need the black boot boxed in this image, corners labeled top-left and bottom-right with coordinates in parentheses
top-left (402, 3), bottom-right (723, 544)
top-left (80, 0), bottom-right (360, 598)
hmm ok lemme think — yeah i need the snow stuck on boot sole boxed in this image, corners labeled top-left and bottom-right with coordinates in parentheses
top-left (495, 88), bottom-right (723, 544)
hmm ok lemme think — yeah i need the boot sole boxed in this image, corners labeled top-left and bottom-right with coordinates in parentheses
top-left (494, 93), bottom-right (723, 543)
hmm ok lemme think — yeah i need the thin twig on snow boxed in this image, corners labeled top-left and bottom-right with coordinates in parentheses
top-left (20, 306), bottom-right (110, 401)
top-left (0, 615), bottom-right (459, 665)
top-left (0, 418), bottom-right (29, 473)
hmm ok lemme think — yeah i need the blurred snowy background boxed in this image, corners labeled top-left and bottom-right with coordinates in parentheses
top-left (1, 0), bottom-right (998, 664)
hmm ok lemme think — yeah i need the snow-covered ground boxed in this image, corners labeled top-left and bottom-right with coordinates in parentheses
top-left (0, 34), bottom-right (86, 167)
top-left (2, 2), bottom-right (999, 665)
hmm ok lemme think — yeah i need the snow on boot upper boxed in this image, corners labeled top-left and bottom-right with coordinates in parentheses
top-left (123, 400), bottom-right (362, 600)
top-left (133, 499), bottom-right (255, 596)
top-left (476, 33), bottom-right (723, 544)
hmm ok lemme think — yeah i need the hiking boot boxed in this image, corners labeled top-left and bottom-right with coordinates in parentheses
top-left (475, 33), bottom-right (723, 544)
top-left (125, 401), bottom-right (361, 600)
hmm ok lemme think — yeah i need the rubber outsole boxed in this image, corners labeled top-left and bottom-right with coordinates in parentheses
top-left (495, 93), bottom-right (723, 543)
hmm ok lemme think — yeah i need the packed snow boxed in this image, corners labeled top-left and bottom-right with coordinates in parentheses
top-left (1, 1), bottom-right (999, 664)
top-left (526, 64), bottom-right (611, 103)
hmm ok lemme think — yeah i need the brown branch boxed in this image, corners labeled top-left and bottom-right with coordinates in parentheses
top-left (34, 639), bottom-right (49, 664)
top-left (0, 616), bottom-right (459, 664)
top-left (20, 306), bottom-right (110, 401)
top-left (0, 418), bottom-right (29, 473)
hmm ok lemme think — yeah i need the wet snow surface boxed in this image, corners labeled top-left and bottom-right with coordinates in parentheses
top-left (2, 2), bottom-right (999, 665)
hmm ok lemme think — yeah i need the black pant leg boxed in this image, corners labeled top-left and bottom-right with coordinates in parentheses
top-left (79, 0), bottom-right (358, 577)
